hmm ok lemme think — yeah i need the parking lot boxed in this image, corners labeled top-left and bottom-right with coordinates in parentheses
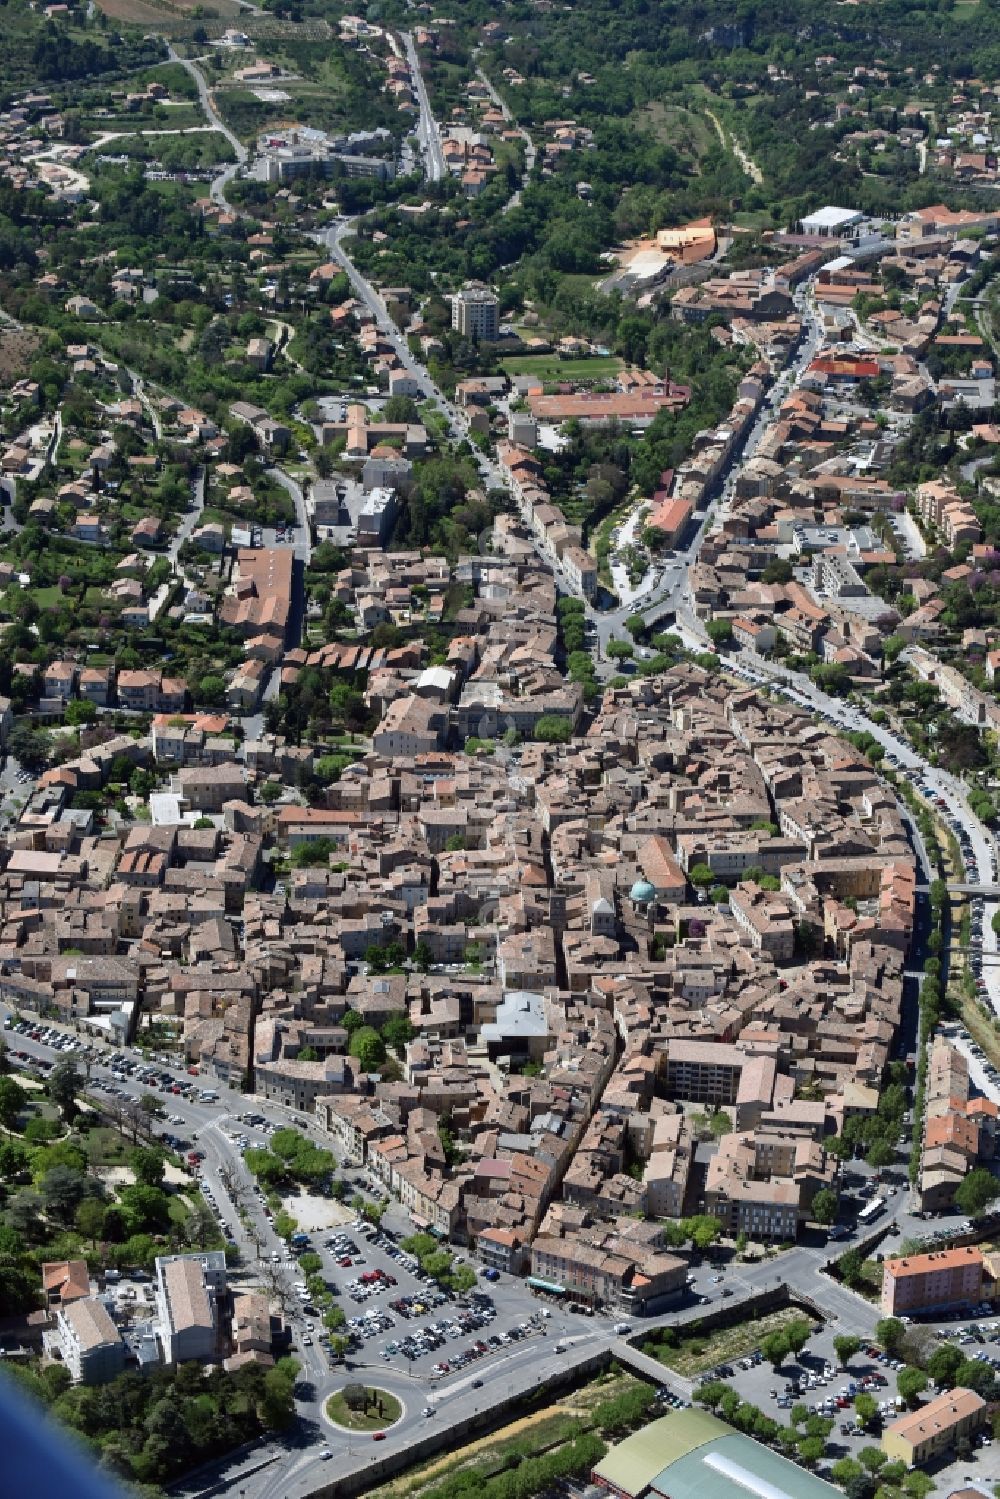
top-left (696, 1319), bottom-right (998, 1487)
top-left (274, 1210), bottom-right (567, 1378)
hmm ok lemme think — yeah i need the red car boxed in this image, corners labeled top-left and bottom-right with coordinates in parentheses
top-left (339, 1256), bottom-right (353, 1268)
top-left (372, 1432), bottom-right (386, 1442)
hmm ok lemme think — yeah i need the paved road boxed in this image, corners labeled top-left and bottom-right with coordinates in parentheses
top-left (590, 287), bottom-right (824, 658)
top-left (401, 31), bottom-right (444, 182)
top-left (473, 61), bottom-right (535, 212)
top-left (168, 47), bottom-right (248, 208)
top-left (320, 221), bottom-right (580, 594)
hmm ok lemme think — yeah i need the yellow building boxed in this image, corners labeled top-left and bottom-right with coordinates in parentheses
top-left (882, 1388), bottom-right (986, 1467)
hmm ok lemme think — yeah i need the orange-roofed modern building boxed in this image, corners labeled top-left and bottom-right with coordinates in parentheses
top-left (880, 1246), bottom-right (984, 1318)
top-left (882, 1387), bottom-right (986, 1467)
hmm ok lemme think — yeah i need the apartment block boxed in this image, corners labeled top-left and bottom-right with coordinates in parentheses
top-left (46, 1297), bottom-right (124, 1385)
top-left (880, 1247), bottom-right (984, 1318)
top-left (451, 284), bottom-right (499, 341)
top-left (664, 1040), bottom-right (746, 1106)
top-left (155, 1251), bottom-right (226, 1364)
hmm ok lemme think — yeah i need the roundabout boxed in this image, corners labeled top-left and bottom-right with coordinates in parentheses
top-left (324, 1384), bottom-right (404, 1433)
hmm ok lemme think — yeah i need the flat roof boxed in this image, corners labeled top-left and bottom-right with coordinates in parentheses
top-left (801, 206), bottom-right (863, 229)
top-left (884, 1246), bottom-right (982, 1279)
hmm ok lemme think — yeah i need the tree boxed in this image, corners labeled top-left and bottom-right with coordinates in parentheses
top-left (271, 1129), bottom-right (303, 1161)
top-left (927, 1342), bottom-right (964, 1388)
top-left (688, 863), bottom-right (714, 887)
top-left (606, 639), bottom-right (634, 660)
top-left (0, 1139), bottom-right (28, 1179)
top-left (830, 1459), bottom-right (864, 1490)
top-left (833, 1335), bottom-right (861, 1368)
top-left (349, 1027), bottom-right (387, 1073)
top-left (811, 1188), bottom-right (837, 1225)
top-left (625, 614), bottom-right (646, 639)
top-left (76, 1197), bottom-right (107, 1245)
top-left (40, 1164), bottom-right (90, 1225)
top-left (448, 1263), bottom-right (477, 1294)
top-left (896, 1366), bottom-right (928, 1407)
top-left (195, 675), bottom-right (225, 710)
top-left (797, 1435), bottom-right (825, 1466)
top-left (261, 1359), bottom-right (298, 1429)
top-left (47, 1057), bottom-right (81, 1121)
top-left (955, 1357), bottom-right (997, 1397)
top-left (534, 715), bottom-right (573, 743)
top-left (65, 699), bottom-right (97, 726)
top-left (839, 1248), bottom-right (864, 1287)
top-left (854, 1393), bottom-right (877, 1429)
top-left (383, 395), bottom-right (420, 424)
top-left (955, 1166), bottom-right (1000, 1217)
top-left (761, 1330), bottom-right (789, 1369)
top-left (0, 1075), bottom-right (26, 1128)
top-left (857, 1446), bottom-right (886, 1475)
top-left (343, 1383), bottom-right (368, 1412)
top-left (383, 1015), bottom-right (415, 1054)
top-left (8, 722), bottom-right (51, 769)
top-left (784, 1319), bottom-right (811, 1358)
top-left (129, 1148), bottom-right (165, 1188)
top-left (875, 1317), bottom-right (905, 1355)
top-left (705, 618), bottom-right (733, 645)
top-left (119, 1183), bottom-right (170, 1234)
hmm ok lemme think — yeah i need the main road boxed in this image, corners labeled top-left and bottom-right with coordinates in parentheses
top-left (167, 46), bottom-right (248, 209)
top-left (590, 286), bottom-right (824, 656)
top-left (401, 31), bottom-right (445, 182)
top-left (320, 220), bottom-right (584, 596)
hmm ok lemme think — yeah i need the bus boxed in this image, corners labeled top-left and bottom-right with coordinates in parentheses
top-left (858, 1197), bottom-right (885, 1223)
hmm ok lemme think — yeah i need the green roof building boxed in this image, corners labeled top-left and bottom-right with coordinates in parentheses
top-left (591, 1410), bottom-right (841, 1499)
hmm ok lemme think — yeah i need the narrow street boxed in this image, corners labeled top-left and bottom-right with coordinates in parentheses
top-left (473, 62), bottom-right (536, 212)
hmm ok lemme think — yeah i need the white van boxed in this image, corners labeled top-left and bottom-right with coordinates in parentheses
top-left (614, 1322), bottom-right (632, 1335)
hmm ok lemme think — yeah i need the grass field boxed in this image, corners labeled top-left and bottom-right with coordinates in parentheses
top-left (326, 1387), bottom-right (402, 1431)
top-left (500, 354), bottom-right (622, 381)
top-left (84, 1126), bottom-right (130, 1166)
top-left (638, 101), bottom-right (715, 163)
